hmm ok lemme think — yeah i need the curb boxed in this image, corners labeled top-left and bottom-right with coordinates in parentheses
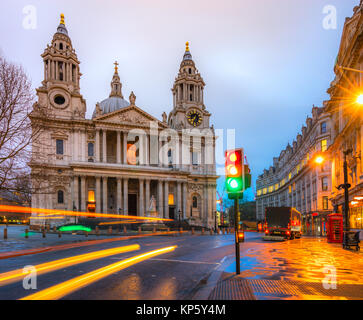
top-left (191, 254), bottom-right (235, 300)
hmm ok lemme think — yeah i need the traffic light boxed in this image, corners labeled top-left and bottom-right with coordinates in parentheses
top-left (225, 149), bottom-right (244, 195)
top-left (244, 164), bottom-right (251, 189)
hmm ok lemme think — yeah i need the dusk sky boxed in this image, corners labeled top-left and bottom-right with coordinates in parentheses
top-left (0, 0), bottom-right (358, 200)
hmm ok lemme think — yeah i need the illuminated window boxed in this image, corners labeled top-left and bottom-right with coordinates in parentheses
top-left (321, 140), bottom-right (327, 152)
top-left (307, 153), bottom-right (310, 161)
top-left (168, 194), bottom-right (174, 205)
top-left (263, 188), bottom-right (267, 195)
top-left (127, 143), bottom-right (137, 165)
top-left (323, 196), bottom-right (329, 210)
top-left (293, 182), bottom-right (296, 191)
top-left (257, 190), bottom-right (262, 196)
top-left (268, 186), bottom-right (273, 193)
top-left (288, 172), bottom-right (292, 180)
top-left (88, 190), bottom-right (95, 203)
top-left (289, 185), bottom-right (292, 193)
top-left (275, 183), bottom-right (279, 190)
top-left (321, 177), bottom-right (328, 191)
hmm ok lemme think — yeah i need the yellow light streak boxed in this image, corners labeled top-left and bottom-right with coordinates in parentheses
top-left (0, 205), bottom-right (173, 222)
top-left (20, 246), bottom-right (177, 300)
top-left (98, 220), bottom-right (141, 225)
top-left (0, 245), bottom-right (140, 287)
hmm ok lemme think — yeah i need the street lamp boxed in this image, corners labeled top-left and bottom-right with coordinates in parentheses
top-left (314, 155), bottom-right (324, 165)
top-left (178, 209), bottom-right (181, 227)
top-left (356, 94), bottom-right (363, 105)
top-left (214, 210), bottom-right (217, 233)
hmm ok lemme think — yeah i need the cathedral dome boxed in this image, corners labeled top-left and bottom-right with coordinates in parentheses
top-left (92, 61), bottom-right (129, 118)
top-left (92, 96), bottom-right (129, 118)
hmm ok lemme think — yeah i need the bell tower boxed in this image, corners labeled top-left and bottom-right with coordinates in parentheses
top-left (168, 42), bottom-right (211, 130)
top-left (37, 13), bottom-right (86, 119)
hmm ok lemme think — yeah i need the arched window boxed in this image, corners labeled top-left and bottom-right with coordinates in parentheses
top-left (59, 42), bottom-right (63, 50)
top-left (192, 196), bottom-right (198, 208)
top-left (57, 190), bottom-right (64, 204)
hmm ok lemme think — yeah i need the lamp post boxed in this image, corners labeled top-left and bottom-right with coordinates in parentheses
top-left (178, 209), bottom-right (181, 227)
top-left (214, 210), bottom-right (217, 233)
top-left (338, 149), bottom-right (353, 232)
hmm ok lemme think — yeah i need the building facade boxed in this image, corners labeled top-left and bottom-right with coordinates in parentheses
top-left (256, 106), bottom-right (333, 235)
top-left (326, 1), bottom-right (363, 232)
top-left (30, 15), bottom-right (218, 228)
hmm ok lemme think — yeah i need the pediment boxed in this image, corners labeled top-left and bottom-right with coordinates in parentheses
top-left (93, 105), bottom-right (168, 128)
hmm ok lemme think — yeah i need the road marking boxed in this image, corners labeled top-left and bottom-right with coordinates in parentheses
top-left (149, 258), bottom-right (220, 265)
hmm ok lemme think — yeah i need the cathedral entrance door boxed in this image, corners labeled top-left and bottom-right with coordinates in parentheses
top-left (128, 194), bottom-right (137, 216)
top-left (169, 207), bottom-right (175, 220)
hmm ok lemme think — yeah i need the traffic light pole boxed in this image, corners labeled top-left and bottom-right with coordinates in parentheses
top-left (234, 198), bottom-right (240, 275)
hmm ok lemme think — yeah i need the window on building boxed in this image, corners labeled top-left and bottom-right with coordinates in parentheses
top-left (321, 139), bottom-right (328, 152)
top-left (322, 177), bottom-right (328, 191)
top-left (168, 194), bottom-right (174, 205)
top-left (192, 152), bottom-right (199, 165)
top-left (288, 172), bottom-right (292, 180)
top-left (323, 196), bottom-right (329, 210)
top-left (88, 143), bottom-right (94, 157)
top-left (321, 122), bottom-right (327, 134)
top-left (56, 139), bottom-right (64, 155)
top-left (168, 149), bottom-right (172, 164)
top-left (289, 185), bottom-right (292, 193)
top-left (57, 190), bottom-right (64, 204)
top-left (192, 196), bottom-right (198, 208)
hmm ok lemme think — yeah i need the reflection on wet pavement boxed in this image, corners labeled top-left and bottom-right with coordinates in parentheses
top-left (226, 237), bottom-right (362, 285)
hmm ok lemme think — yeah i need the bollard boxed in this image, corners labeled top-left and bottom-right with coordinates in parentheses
top-left (58, 231), bottom-right (61, 238)
top-left (4, 228), bottom-right (7, 240)
top-left (25, 228), bottom-right (29, 239)
top-left (202, 228), bottom-right (205, 235)
top-left (138, 226), bottom-right (141, 235)
top-left (179, 227), bottom-right (183, 236)
top-left (191, 227), bottom-right (195, 235)
top-left (217, 228), bottom-right (220, 235)
top-left (108, 226), bottom-right (112, 235)
top-left (222, 228), bottom-right (225, 235)
top-left (153, 227), bottom-right (156, 234)
top-left (46, 225), bottom-right (50, 232)
top-left (123, 226), bottom-right (127, 235)
top-left (210, 229), bottom-right (213, 235)
top-left (42, 228), bottom-right (46, 238)
top-left (85, 231), bottom-right (88, 237)
top-left (95, 226), bottom-right (99, 236)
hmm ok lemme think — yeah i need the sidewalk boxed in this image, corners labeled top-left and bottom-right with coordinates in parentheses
top-left (193, 235), bottom-right (363, 300)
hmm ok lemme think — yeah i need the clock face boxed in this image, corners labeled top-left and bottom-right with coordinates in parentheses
top-left (187, 109), bottom-right (203, 127)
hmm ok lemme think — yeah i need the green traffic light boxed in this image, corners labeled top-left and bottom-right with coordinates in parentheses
top-left (226, 177), bottom-right (243, 192)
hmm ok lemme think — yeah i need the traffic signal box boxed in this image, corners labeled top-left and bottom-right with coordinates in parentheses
top-left (225, 149), bottom-right (244, 199)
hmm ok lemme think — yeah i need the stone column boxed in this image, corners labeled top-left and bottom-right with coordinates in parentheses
top-left (139, 178), bottom-right (144, 216)
top-left (102, 129), bottom-right (107, 163)
top-left (164, 181), bottom-right (169, 219)
top-left (73, 176), bottom-right (79, 211)
top-left (182, 182), bottom-right (187, 219)
top-left (157, 180), bottom-right (163, 218)
top-left (123, 178), bottom-right (128, 215)
top-left (81, 130), bottom-right (86, 161)
top-left (116, 131), bottom-right (121, 164)
top-left (123, 131), bottom-right (128, 164)
top-left (177, 181), bottom-right (182, 219)
top-left (81, 176), bottom-right (86, 211)
top-left (95, 129), bottom-right (100, 162)
top-left (96, 177), bottom-right (101, 213)
top-left (145, 179), bottom-right (150, 216)
top-left (117, 177), bottom-right (122, 214)
top-left (102, 177), bottom-right (108, 213)
top-left (204, 184), bottom-right (209, 226)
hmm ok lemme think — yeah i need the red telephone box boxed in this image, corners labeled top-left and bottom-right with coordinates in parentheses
top-left (327, 213), bottom-right (343, 243)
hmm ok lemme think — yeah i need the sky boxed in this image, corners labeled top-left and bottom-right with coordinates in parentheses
top-left (0, 0), bottom-right (359, 201)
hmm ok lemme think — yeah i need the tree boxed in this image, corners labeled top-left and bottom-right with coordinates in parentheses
top-left (0, 54), bottom-right (48, 196)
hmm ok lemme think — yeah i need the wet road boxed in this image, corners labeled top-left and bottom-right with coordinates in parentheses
top-left (0, 232), bottom-right (361, 299)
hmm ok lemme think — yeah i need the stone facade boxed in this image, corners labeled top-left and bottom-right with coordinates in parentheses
top-left (326, 1), bottom-right (363, 231)
top-left (29, 16), bottom-right (218, 228)
top-left (256, 106), bottom-right (333, 234)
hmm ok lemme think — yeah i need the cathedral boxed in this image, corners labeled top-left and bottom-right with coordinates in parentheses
top-left (30, 14), bottom-right (218, 229)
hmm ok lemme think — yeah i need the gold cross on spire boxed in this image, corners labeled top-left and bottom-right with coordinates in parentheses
top-left (114, 61), bottom-right (119, 73)
top-left (185, 41), bottom-right (190, 52)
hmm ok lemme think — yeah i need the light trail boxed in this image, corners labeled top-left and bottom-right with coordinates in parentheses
top-left (0, 245), bottom-right (140, 287)
top-left (0, 205), bottom-right (173, 222)
top-left (20, 246), bottom-right (177, 300)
